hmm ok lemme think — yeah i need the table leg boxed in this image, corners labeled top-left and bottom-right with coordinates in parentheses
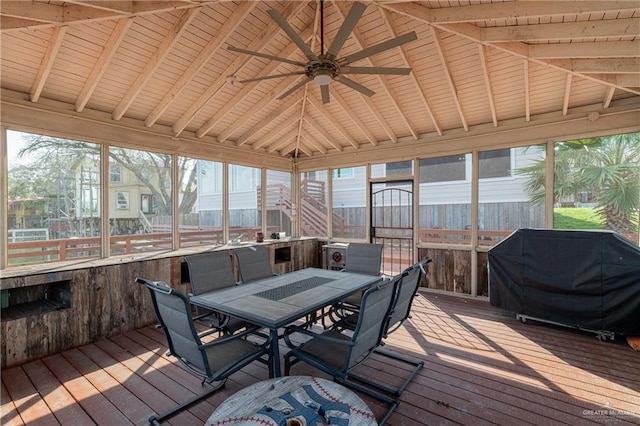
top-left (270, 328), bottom-right (281, 377)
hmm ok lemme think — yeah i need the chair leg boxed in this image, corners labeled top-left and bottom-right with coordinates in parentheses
top-left (371, 347), bottom-right (424, 396)
top-left (147, 379), bottom-right (226, 425)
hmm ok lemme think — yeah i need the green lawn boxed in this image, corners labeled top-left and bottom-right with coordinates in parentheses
top-left (553, 207), bottom-right (604, 230)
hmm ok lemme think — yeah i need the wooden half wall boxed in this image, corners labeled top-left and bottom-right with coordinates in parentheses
top-left (0, 238), bottom-right (321, 368)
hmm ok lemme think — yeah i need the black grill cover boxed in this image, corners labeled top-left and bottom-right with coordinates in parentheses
top-left (489, 229), bottom-right (640, 335)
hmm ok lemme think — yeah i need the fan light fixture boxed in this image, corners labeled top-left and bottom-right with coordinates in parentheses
top-left (313, 70), bottom-right (332, 85)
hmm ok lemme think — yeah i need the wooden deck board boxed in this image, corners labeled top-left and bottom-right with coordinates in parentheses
top-left (2, 292), bottom-right (639, 425)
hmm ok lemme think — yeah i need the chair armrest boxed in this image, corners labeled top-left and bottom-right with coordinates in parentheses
top-left (200, 325), bottom-right (271, 350)
top-left (283, 325), bottom-right (355, 349)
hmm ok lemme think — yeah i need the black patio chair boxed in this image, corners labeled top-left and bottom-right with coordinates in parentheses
top-left (234, 245), bottom-right (277, 283)
top-left (329, 258), bottom-right (431, 398)
top-left (135, 278), bottom-right (272, 425)
top-left (184, 251), bottom-right (249, 334)
top-left (323, 242), bottom-right (384, 328)
top-left (283, 275), bottom-right (400, 425)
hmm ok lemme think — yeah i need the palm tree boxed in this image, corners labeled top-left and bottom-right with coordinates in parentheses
top-left (516, 133), bottom-right (640, 235)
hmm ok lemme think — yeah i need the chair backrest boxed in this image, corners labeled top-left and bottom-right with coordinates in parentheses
top-left (184, 251), bottom-right (237, 295)
top-left (347, 275), bottom-right (398, 367)
top-left (234, 245), bottom-right (274, 283)
top-left (384, 258), bottom-right (432, 337)
top-left (136, 278), bottom-right (209, 374)
top-left (343, 243), bottom-right (383, 276)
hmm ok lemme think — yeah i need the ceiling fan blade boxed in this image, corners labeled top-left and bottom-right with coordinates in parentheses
top-left (341, 31), bottom-right (417, 65)
top-left (341, 66), bottom-right (412, 75)
top-left (335, 75), bottom-right (375, 97)
top-left (227, 45), bottom-right (306, 67)
top-left (320, 85), bottom-right (330, 104)
top-left (268, 9), bottom-right (319, 62)
top-left (326, 1), bottom-right (367, 60)
top-left (240, 71), bottom-right (306, 84)
top-left (277, 78), bottom-right (310, 100)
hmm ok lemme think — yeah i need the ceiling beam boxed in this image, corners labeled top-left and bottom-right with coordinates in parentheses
top-left (0, 0), bottom-right (203, 30)
top-left (430, 27), bottom-right (469, 131)
top-left (528, 41), bottom-right (640, 59)
top-left (30, 26), bottom-right (67, 102)
top-left (76, 18), bottom-right (133, 112)
top-left (603, 87), bottom-right (616, 109)
top-left (480, 19), bottom-right (639, 43)
top-left (562, 74), bottom-right (572, 116)
top-left (546, 58), bottom-right (640, 74)
top-left (146, 2), bottom-right (256, 127)
top-left (524, 59), bottom-right (530, 122)
top-left (112, 8), bottom-right (199, 120)
top-left (424, 1), bottom-right (640, 24)
top-left (478, 44), bottom-right (497, 127)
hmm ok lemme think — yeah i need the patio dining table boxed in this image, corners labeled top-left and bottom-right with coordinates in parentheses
top-left (190, 267), bottom-right (382, 377)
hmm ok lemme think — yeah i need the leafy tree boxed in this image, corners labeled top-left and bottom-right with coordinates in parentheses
top-left (12, 133), bottom-right (198, 220)
top-left (516, 133), bottom-right (640, 235)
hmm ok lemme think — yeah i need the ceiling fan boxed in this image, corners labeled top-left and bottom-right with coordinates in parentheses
top-left (227, 1), bottom-right (418, 104)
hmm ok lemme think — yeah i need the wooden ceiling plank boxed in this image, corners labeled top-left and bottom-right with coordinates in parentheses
top-left (334, 2), bottom-right (416, 140)
top-left (267, 129), bottom-right (298, 153)
top-left (76, 18), bottom-right (134, 112)
top-left (326, 88), bottom-right (377, 146)
top-left (562, 74), bottom-right (572, 116)
top-left (240, 98), bottom-right (302, 147)
top-left (306, 95), bottom-right (359, 149)
top-left (478, 44), bottom-right (497, 127)
top-left (430, 27), bottom-right (469, 131)
top-left (146, 2), bottom-right (256, 127)
top-left (302, 115), bottom-right (343, 152)
top-left (360, 95), bottom-right (398, 143)
top-left (529, 41), bottom-right (640, 59)
top-left (112, 8), bottom-right (199, 120)
top-left (195, 26), bottom-right (313, 138)
top-left (252, 113), bottom-right (300, 150)
top-left (301, 129), bottom-right (327, 155)
top-left (30, 26), bottom-right (67, 102)
top-left (381, 9), bottom-right (442, 136)
top-left (172, 2), bottom-right (307, 136)
top-left (428, 20), bottom-right (640, 97)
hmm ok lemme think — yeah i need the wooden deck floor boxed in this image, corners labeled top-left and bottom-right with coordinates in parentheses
top-left (2, 292), bottom-right (639, 425)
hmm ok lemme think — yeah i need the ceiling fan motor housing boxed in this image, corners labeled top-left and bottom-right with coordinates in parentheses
top-left (306, 57), bottom-right (340, 85)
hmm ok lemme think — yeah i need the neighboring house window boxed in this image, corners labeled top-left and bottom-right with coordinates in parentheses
top-left (479, 148), bottom-right (511, 178)
top-left (116, 191), bottom-right (129, 210)
top-left (141, 194), bottom-right (153, 214)
top-left (110, 166), bottom-right (122, 183)
top-left (332, 168), bottom-right (354, 179)
top-left (419, 154), bottom-right (466, 183)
